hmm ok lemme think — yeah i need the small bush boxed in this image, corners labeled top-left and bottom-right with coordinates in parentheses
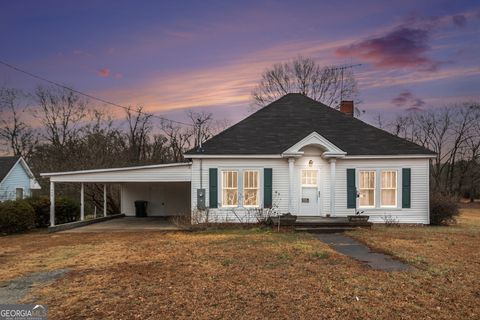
top-left (26, 196), bottom-right (80, 227)
top-left (430, 193), bottom-right (459, 225)
top-left (0, 200), bottom-right (35, 233)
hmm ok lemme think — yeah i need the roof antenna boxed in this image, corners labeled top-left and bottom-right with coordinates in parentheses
top-left (331, 63), bottom-right (362, 104)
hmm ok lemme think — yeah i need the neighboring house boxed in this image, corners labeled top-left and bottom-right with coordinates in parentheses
top-left (42, 94), bottom-right (435, 225)
top-left (0, 156), bottom-right (41, 201)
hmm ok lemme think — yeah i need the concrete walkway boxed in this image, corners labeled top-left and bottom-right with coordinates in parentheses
top-left (60, 217), bottom-right (184, 233)
top-left (0, 269), bottom-right (69, 303)
top-left (313, 233), bottom-right (411, 271)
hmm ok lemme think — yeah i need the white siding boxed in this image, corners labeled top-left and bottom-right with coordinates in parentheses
top-left (49, 165), bottom-right (191, 183)
top-left (191, 158), bottom-right (290, 223)
top-left (0, 161), bottom-right (32, 201)
top-left (191, 155), bottom-right (430, 224)
top-left (334, 158), bottom-right (430, 224)
top-left (121, 182), bottom-right (190, 216)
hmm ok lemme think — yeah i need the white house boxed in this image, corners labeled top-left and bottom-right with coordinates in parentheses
top-left (41, 94), bottom-right (435, 225)
top-left (0, 156), bottom-right (41, 201)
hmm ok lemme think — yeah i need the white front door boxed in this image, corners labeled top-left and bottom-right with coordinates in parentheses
top-left (300, 169), bottom-right (319, 216)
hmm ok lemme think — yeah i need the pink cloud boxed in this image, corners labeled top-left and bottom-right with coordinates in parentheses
top-left (98, 68), bottom-right (111, 77)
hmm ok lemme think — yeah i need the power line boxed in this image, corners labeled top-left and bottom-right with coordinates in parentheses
top-left (0, 59), bottom-right (193, 126)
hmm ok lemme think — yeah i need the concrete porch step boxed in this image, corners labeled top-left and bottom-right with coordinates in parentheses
top-left (295, 227), bottom-right (357, 233)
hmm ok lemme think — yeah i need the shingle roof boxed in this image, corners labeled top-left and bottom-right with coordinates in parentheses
top-left (0, 156), bottom-right (20, 182)
top-left (186, 93), bottom-right (435, 156)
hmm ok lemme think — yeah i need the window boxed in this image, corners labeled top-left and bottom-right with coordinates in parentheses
top-left (381, 170), bottom-right (397, 207)
top-left (359, 171), bottom-right (375, 207)
top-left (243, 170), bottom-right (260, 207)
top-left (301, 170), bottom-right (317, 187)
top-left (222, 171), bottom-right (238, 207)
top-left (15, 188), bottom-right (24, 200)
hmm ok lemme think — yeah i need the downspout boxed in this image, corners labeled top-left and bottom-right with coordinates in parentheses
top-left (199, 158), bottom-right (203, 189)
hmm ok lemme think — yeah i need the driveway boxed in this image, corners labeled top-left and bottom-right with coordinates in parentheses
top-left (60, 217), bottom-right (184, 233)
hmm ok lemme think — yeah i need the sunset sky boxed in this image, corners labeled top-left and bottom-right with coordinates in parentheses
top-left (1, 0), bottom-right (479, 124)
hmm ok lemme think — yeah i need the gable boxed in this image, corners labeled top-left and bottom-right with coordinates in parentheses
top-left (0, 157), bottom-right (41, 190)
top-left (282, 131), bottom-right (346, 158)
top-left (0, 156), bottom-right (20, 183)
top-left (185, 93), bottom-right (435, 157)
top-left (0, 160), bottom-right (32, 199)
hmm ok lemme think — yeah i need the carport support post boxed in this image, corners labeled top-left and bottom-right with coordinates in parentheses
top-left (49, 181), bottom-right (55, 227)
top-left (80, 183), bottom-right (85, 221)
top-left (103, 184), bottom-right (107, 217)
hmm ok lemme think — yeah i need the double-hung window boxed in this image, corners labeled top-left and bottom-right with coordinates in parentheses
top-left (359, 170), bottom-right (375, 208)
top-left (381, 170), bottom-right (397, 207)
top-left (222, 170), bottom-right (238, 207)
top-left (243, 170), bottom-right (260, 207)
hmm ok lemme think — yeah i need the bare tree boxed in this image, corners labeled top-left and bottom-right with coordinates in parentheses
top-left (386, 102), bottom-right (480, 195)
top-left (35, 86), bottom-right (89, 147)
top-left (186, 110), bottom-right (213, 150)
top-left (124, 105), bottom-right (153, 163)
top-left (161, 120), bottom-right (193, 163)
top-left (0, 87), bottom-right (37, 158)
top-left (252, 56), bottom-right (358, 108)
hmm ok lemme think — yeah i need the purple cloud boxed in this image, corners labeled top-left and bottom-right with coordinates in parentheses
top-left (336, 27), bottom-right (442, 71)
top-left (391, 91), bottom-right (425, 109)
top-left (452, 14), bottom-right (467, 27)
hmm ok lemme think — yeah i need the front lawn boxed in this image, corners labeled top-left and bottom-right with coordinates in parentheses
top-left (0, 209), bottom-right (479, 319)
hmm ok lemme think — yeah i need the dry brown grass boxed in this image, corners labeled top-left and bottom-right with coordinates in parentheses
top-left (0, 209), bottom-right (479, 319)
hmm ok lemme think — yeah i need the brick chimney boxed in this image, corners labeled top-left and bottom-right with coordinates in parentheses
top-left (340, 100), bottom-right (354, 117)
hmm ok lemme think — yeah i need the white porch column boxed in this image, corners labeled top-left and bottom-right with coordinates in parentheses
top-left (329, 159), bottom-right (336, 216)
top-left (103, 184), bottom-right (107, 217)
top-left (50, 181), bottom-right (55, 227)
top-left (288, 158), bottom-right (295, 213)
top-left (80, 183), bottom-right (85, 221)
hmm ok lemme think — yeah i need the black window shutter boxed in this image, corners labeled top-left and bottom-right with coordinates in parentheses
top-left (209, 168), bottom-right (218, 208)
top-left (347, 168), bottom-right (356, 209)
top-left (402, 168), bottom-right (411, 208)
top-left (264, 168), bottom-right (272, 208)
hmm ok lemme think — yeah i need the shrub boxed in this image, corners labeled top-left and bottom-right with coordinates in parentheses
top-left (26, 196), bottom-right (80, 227)
top-left (0, 200), bottom-right (35, 233)
top-left (25, 196), bottom-right (50, 227)
top-left (430, 192), bottom-right (459, 225)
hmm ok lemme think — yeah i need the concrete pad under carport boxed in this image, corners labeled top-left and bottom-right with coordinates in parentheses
top-left (59, 217), bottom-right (186, 233)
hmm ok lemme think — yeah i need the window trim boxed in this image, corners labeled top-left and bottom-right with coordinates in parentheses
top-left (380, 169), bottom-right (398, 208)
top-left (243, 169), bottom-right (260, 208)
top-left (221, 170), bottom-right (239, 208)
top-left (358, 170), bottom-right (376, 209)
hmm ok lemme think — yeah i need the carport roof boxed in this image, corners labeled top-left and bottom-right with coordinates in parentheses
top-left (41, 162), bottom-right (192, 183)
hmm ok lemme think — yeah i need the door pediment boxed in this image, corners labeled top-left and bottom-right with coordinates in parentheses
top-left (282, 132), bottom-right (346, 158)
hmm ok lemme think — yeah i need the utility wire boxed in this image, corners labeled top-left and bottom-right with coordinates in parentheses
top-left (0, 59), bottom-right (193, 126)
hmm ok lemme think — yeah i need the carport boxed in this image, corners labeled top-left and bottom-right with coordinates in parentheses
top-left (41, 163), bottom-right (192, 226)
